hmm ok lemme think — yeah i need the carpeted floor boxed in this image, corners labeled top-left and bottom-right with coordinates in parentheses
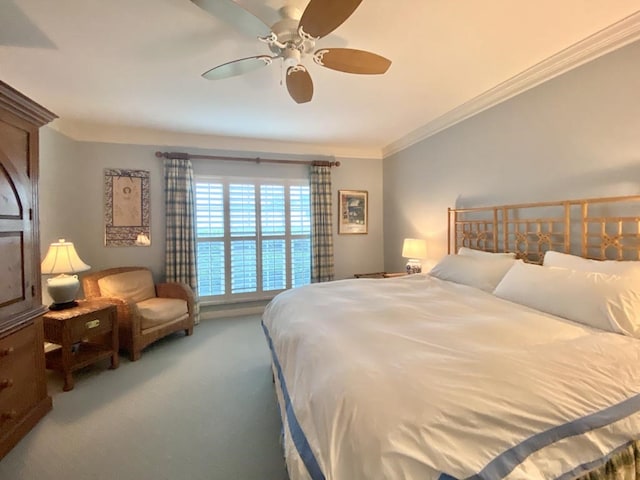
top-left (0, 315), bottom-right (288, 480)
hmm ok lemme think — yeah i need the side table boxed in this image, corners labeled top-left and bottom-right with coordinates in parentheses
top-left (43, 299), bottom-right (119, 391)
top-left (353, 272), bottom-right (408, 279)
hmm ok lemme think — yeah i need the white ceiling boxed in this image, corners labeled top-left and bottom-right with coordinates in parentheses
top-left (1, 0), bottom-right (639, 158)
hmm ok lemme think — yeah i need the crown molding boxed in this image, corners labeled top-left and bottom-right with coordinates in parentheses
top-left (0, 81), bottom-right (58, 127)
top-left (48, 120), bottom-right (383, 160)
top-left (382, 11), bottom-right (640, 158)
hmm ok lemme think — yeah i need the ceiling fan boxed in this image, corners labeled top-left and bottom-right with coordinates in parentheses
top-left (191, 0), bottom-right (392, 104)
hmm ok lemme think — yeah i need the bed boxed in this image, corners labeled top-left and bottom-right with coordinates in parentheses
top-left (262, 195), bottom-right (640, 480)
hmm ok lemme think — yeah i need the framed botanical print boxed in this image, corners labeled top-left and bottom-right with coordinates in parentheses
top-left (104, 169), bottom-right (150, 246)
top-left (338, 190), bottom-right (368, 234)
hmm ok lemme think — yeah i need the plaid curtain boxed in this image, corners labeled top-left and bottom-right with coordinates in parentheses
top-left (309, 165), bottom-right (335, 282)
top-left (164, 158), bottom-right (200, 323)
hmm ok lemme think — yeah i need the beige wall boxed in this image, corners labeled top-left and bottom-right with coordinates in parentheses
top-left (383, 39), bottom-right (640, 272)
top-left (38, 133), bottom-right (384, 306)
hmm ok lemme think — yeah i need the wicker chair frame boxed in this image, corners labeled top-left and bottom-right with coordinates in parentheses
top-left (82, 266), bottom-right (195, 361)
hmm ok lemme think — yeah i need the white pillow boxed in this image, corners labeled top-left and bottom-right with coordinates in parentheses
top-left (543, 250), bottom-right (640, 278)
top-left (429, 254), bottom-right (516, 292)
top-left (458, 247), bottom-right (516, 259)
top-left (493, 260), bottom-right (640, 337)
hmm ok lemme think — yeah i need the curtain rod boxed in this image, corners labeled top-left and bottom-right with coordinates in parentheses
top-left (155, 151), bottom-right (340, 167)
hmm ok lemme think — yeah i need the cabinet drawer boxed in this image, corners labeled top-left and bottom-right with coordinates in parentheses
top-left (0, 324), bottom-right (38, 428)
top-left (66, 308), bottom-right (113, 342)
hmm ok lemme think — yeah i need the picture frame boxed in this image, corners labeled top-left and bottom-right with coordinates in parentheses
top-left (338, 190), bottom-right (368, 234)
top-left (104, 168), bottom-right (151, 247)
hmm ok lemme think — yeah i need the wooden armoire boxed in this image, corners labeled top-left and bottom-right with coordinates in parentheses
top-left (0, 81), bottom-right (57, 458)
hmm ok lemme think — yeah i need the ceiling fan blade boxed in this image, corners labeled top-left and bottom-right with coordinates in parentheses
top-left (202, 55), bottom-right (274, 80)
top-left (299, 0), bottom-right (363, 39)
top-left (190, 0), bottom-right (271, 37)
top-left (314, 48), bottom-right (391, 74)
top-left (286, 67), bottom-right (314, 104)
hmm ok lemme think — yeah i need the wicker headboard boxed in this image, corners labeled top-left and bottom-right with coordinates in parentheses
top-left (448, 195), bottom-right (640, 264)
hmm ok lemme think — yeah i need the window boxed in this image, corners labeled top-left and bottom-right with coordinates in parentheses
top-left (195, 177), bottom-right (311, 303)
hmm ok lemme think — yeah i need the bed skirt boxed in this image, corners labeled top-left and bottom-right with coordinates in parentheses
top-left (577, 440), bottom-right (640, 480)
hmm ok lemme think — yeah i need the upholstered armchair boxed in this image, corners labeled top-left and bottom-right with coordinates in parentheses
top-left (82, 267), bottom-right (195, 361)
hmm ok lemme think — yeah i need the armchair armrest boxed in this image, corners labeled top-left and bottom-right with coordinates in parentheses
top-left (156, 282), bottom-right (196, 315)
top-left (90, 296), bottom-right (142, 335)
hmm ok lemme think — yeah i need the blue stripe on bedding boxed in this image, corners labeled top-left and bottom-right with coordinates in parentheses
top-left (438, 393), bottom-right (640, 480)
top-left (262, 321), bottom-right (326, 480)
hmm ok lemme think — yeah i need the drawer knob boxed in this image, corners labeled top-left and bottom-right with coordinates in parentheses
top-left (0, 379), bottom-right (13, 389)
top-left (85, 319), bottom-right (100, 329)
top-left (0, 347), bottom-right (14, 357)
top-left (1, 410), bottom-right (17, 420)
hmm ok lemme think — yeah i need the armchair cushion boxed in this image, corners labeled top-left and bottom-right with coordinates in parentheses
top-left (97, 270), bottom-right (156, 303)
top-left (137, 297), bottom-right (189, 330)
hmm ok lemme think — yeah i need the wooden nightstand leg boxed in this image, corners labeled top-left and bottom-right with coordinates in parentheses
top-left (63, 372), bottom-right (74, 392)
top-left (110, 351), bottom-right (119, 370)
top-left (61, 342), bottom-right (74, 391)
top-left (110, 316), bottom-right (119, 369)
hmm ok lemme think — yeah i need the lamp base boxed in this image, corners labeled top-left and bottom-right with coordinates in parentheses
top-left (405, 259), bottom-right (422, 274)
top-left (46, 274), bottom-right (80, 309)
top-left (49, 300), bottom-right (79, 311)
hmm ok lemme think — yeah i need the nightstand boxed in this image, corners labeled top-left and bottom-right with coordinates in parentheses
top-left (43, 299), bottom-right (119, 391)
top-left (354, 272), bottom-right (408, 279)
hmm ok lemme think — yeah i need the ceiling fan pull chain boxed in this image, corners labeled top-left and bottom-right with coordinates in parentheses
top-left (280, 60), bottom-right (284, 86)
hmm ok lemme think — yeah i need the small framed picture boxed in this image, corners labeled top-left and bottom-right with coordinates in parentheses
top-left (338, 190), bottom-right (368, 234)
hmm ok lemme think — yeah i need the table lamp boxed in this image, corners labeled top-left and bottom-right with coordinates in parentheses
top-left (402, 238), bottom-right (427, 274)
top-left (41, 238), bottom-right (91, 310)
top-left (135, 232), bottom-right (151, 246)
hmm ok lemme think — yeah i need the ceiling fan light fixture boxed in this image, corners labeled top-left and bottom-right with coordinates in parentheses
top-left (283, 46), bottom-right (301, 69)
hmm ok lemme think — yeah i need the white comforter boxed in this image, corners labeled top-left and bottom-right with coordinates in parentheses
top-left (262, 274), bottom-right (640, 480)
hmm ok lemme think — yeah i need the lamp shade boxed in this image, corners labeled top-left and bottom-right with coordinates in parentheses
top-left (135, 232), bottom-right (151, 246)
top-left (41, 239), bottom-right (90, 310)
top-left (41, 239), bottom-right (90, 275)
top-left (402, 238), bottom-right (427, 259)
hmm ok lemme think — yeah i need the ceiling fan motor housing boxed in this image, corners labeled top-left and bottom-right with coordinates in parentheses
top-left (271, 10), bottom-right (300, 44)
top-left (268, 7), bottom-right (316, 63)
